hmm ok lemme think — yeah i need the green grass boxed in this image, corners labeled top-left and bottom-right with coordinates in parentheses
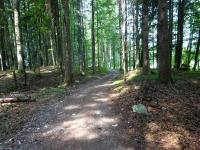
top-left (173, 71), bottom-right (200, 80)
top-left (113, 69), bottom-right (200, 95)
top-left (99, 67), bottom-right (109, 74)
top-left (113, 69), bottom-right (200, 93)
top-left (130, 73), bottom-right (158, 81)
top-left (125, 69), bottom-right (159, 82)
top-left (127, 70), bottom-right (200, 82)
top-left (113, 79), bottom-right (125, 86)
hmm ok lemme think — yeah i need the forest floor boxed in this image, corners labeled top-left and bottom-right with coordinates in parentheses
top-left (112, 69), bottom-right (200, 149)
top-left (0, 66), bottom-right (107, 144)
top-left (0, 69), bottom-right (200, 150)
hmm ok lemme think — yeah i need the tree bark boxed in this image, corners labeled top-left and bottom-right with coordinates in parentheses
top-left (193, 28), bottom-right (200, 71)
top-left (118, 0), bottom-right (123, 71)
top-left (169, 0), bottom-right (173, 66)
top-left (142, 0), bottom-right (149, 74)
top-left (175, 0), bottom-right (186, 70)
top-left (97, 3), bottom-right (100, 71)
top-left (135, 0), bottom-right (140, 68)
top-left (187, 21), bottom-right (194, 65)
top-left (53, 0), bottom-right (63, 74)
top-left (124, 0), bottom-right (128, 73)
top-left (0, 97), bottom-right (36, 104)
top-left (0, 0), bottom-right (7, 71)
top-left (77, 0), bottom-right (84, 75)
top-left (81, 1), bottom-right (86, 70)
top-left (132, 0), bottom-right (136, 69)
top-left (91, 0), bottom-right (96, 73)
top-left (62, 0), bottom-right (73, 85)
top-left (13, 0), bottom-right (27, 85)
top-left (13, 0), bottom-right (23, 71)
top-left (158, 0), bottom-right (171, 82)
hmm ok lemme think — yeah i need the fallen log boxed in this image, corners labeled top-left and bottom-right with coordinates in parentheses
top-left (0, 74), bottom-right (7, 79)
top-left (0, 97), bottom-right (36, 104)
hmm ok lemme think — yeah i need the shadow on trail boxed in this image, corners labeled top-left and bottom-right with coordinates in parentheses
top-left (35, 73), bottom-right (124, 150)
top-left (1, 72), bottom-right (131, 150)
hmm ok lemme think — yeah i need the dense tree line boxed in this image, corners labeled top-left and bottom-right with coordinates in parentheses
top-left (0, 0), bottom-right (199, 84)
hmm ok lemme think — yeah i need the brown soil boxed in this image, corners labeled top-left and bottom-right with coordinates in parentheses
top-left (112, 78), bottom-right (200, 150)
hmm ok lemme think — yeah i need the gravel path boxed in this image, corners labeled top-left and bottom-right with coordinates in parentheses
top-left (1, 72), bottom-right (131, 150)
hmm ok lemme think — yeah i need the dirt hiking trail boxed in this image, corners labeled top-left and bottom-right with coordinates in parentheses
top-left (1, 72), bottom-right (133, 150)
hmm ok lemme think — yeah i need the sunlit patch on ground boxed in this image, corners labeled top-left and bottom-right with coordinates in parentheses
top-left (112, 70), bottom-right (200, 149)
top-left (64, 105), bottom-right (80, 111)
top-left (147, 122), bottom-right (161, 132)
top-left (160, 132), bottom-right (181, 149)
top-left (94, 98), bottom-right (108, 102)
top-left (84, 103), bottom-right (97, 108)
top-left (26, 73), bottom-right (121, 149)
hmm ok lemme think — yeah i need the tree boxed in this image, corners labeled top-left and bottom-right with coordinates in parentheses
top-left (158, 0), bottom-right (171, 82)
top-left (46, 0), bottom-right (63, 74)
top-left (62, 0), bottom-right (73, 85)
top-left (118, 0), bottom-right (123, 71)
top-left (186, 22), bottom-right (194, 65)
top-left (142, 0), bottom-right (149, 74)
top-left (124, 0), bottom-right (128, 73)
top-left (77, 0), bottom-right (84, 74)
top-left (13, 0), bottom-right (24, 71)
top-left (91, 0), bottom-right (96, 73)
top-left (193, 28), bottom-right (200, 71)
top-left (131, 1), bottom-right (135, 69)
top-left (169, 0), bottom-right (173, 65)
top-left (0, 0), bottom-right (7, 71)
top-left (135, 0), bottom-right (140, 68)
top-left (0, 0), bottom-right (199, 87)
top-left (175, 0), bottom-right (186, 70)
top-left (118, 0), bottom-right (128, 77)
top-left (13, 0), bottom-right (27, 85)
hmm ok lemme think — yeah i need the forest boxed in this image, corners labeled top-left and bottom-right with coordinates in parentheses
top-left (0, 0), bottom-right (200, 149)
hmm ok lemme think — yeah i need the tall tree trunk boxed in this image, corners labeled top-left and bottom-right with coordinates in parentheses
top-left (0, 0), bottom-right (7, 71)
top-left (119, 0), bottom-right (128, 77)
top-left (44, 35), bottom-right (49, 66)
top-left (53, 0), bottom-right (63, 74)
top-left (13, 0), bottom-right (27, 85)
top-left (109, 41), bottom-right (112, 68)
top-left (124, 0), bottom-right (128, 73)
top-left (175, 0), bottom-right (186, 70)
top-left (152, 37), bottom-right (155, 68)
top-left (91, 0), bottom-right (95, 73)
top-left (97, 3), bottom-right (100, 71)
top-left (50, 32), bottom-right (56, 66)
top-left (158, 0), bottom-right (171, 82)
top-left (81, 0), bottom-right (86, 70)
top-left (77, 0), bottom-right (84, 74)
top-left (193, 28), bottom-right (200, 71)
top-left (187, 21), bottom-right (194, 65)
top-left (13, 0), bottom-right (23, 71)
top-left (46, 0), bottom-right (63, 73)
top-left (112, 41), bottom-right (116, 69)
top-left (142, 0), bottom-right (149, 74)
top-left (135, 0), bottom-right (140, 68)
top-left (132, 0), bottom-right (136, 69)
top-left (62, 0), bottom-right (73, 85)
top-left (118, 0), bottom-right (123, 71)
top-left (169, 0), bottom-right (173, 66)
